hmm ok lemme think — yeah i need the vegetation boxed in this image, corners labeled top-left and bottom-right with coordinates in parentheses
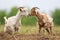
top-left (21, 16), bottom-right (37, 26)
top-left (52, 8), bottom-right (60, 25)
top-left (7, 7), bottom-right (18, 17)
top-left (0, 10), bottom-right (6, 24)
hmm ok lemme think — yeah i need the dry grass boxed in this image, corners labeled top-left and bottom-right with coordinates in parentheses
top-left (0, 25), bottom-right (60, 40)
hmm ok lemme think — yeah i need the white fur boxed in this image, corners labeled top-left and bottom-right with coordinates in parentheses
top-left (4, 7), bottom-right (29, 34)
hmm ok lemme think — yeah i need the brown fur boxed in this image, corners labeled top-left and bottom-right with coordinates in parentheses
top-left (29, 7), bottom-right (53, 34)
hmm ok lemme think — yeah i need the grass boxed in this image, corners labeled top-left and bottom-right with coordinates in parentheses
top-left (0, 25), bottom-right (4, 32)
top-left (20, 25), bottom-right (38, 34)
top-left (53, 25), bottom-right (60, 34)
top-left (1, 25), bottom-right (60, 40)
top-left (0, 25), bottom-right (60, 34)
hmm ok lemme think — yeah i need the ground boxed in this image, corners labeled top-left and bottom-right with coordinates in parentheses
top-left (0, 25), bottom-right (60, 40)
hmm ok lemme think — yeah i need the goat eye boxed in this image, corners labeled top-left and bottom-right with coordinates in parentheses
top-left (20, 9), bottom-right (22, 11)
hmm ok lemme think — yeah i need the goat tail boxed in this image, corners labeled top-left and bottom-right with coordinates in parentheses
top-left (4, 17), bottom-right (7, 21)
top-left (4, 17), bottom-right (8, 23)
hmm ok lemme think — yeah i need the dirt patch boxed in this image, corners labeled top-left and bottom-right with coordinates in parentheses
top-left (0, 32), bottom-right (60, 40)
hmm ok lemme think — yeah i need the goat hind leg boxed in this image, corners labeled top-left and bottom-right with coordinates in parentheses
top-left (49, 27), bottom-right (52, 35)
top-left (45, 28), bottom-right (50, 34)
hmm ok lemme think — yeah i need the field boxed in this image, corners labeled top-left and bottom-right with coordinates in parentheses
top-left (0, 25), bottom-right (60, 40)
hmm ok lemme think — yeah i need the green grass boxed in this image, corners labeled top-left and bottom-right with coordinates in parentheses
top-left (0, 25), bottom-right (60, 34)
top-left (53, 25), bottom-right (60, 33)
top-left (20, 26), bottom-right (38, 34)
top-left (0, 25), bottom-right (4, 32)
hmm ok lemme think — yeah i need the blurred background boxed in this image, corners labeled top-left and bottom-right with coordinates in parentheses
top-left (0, 0), bottom-right (60, 34)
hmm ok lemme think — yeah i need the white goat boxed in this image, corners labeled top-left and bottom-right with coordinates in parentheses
top-left (4, 7), bottom-right (29, 34)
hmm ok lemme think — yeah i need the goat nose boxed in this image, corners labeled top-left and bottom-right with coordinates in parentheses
top-left (28, 14), bottom-right (31, 16)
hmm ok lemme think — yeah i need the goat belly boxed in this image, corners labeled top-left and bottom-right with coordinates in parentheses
top-left (7, 20), bottom-right (16, 26)
top-left (39, 22), bottom-right (45, 27)
top-left (7, 17), bottom-right (17, 26)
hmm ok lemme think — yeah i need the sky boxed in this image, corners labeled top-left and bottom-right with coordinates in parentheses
top-left (0, 0), bottom-right (60, 14)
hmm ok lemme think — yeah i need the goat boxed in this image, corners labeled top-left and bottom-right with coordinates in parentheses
top-left (29, 7), bottom-right (53, 34)
top-left (4, 7), bottom-right (29, 34)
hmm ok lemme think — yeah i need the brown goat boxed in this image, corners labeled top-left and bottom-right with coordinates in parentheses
top-left (29, 7), bottom-right (53, 34)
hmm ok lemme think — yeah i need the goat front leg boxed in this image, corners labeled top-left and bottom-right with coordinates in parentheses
top-left (38, 24), bottom-right (42, 33)
top-left (16, 25), bottom-right (20, 33)
top-left (17, 22), bottom-right (21, 33)
top-left (14, 23), bottom-right (20, 33)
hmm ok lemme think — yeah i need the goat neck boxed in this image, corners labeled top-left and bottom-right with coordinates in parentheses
top-left (35, 12), bottom-right (42, 20)
top-left (16, 11), bottom-right (21, 21)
